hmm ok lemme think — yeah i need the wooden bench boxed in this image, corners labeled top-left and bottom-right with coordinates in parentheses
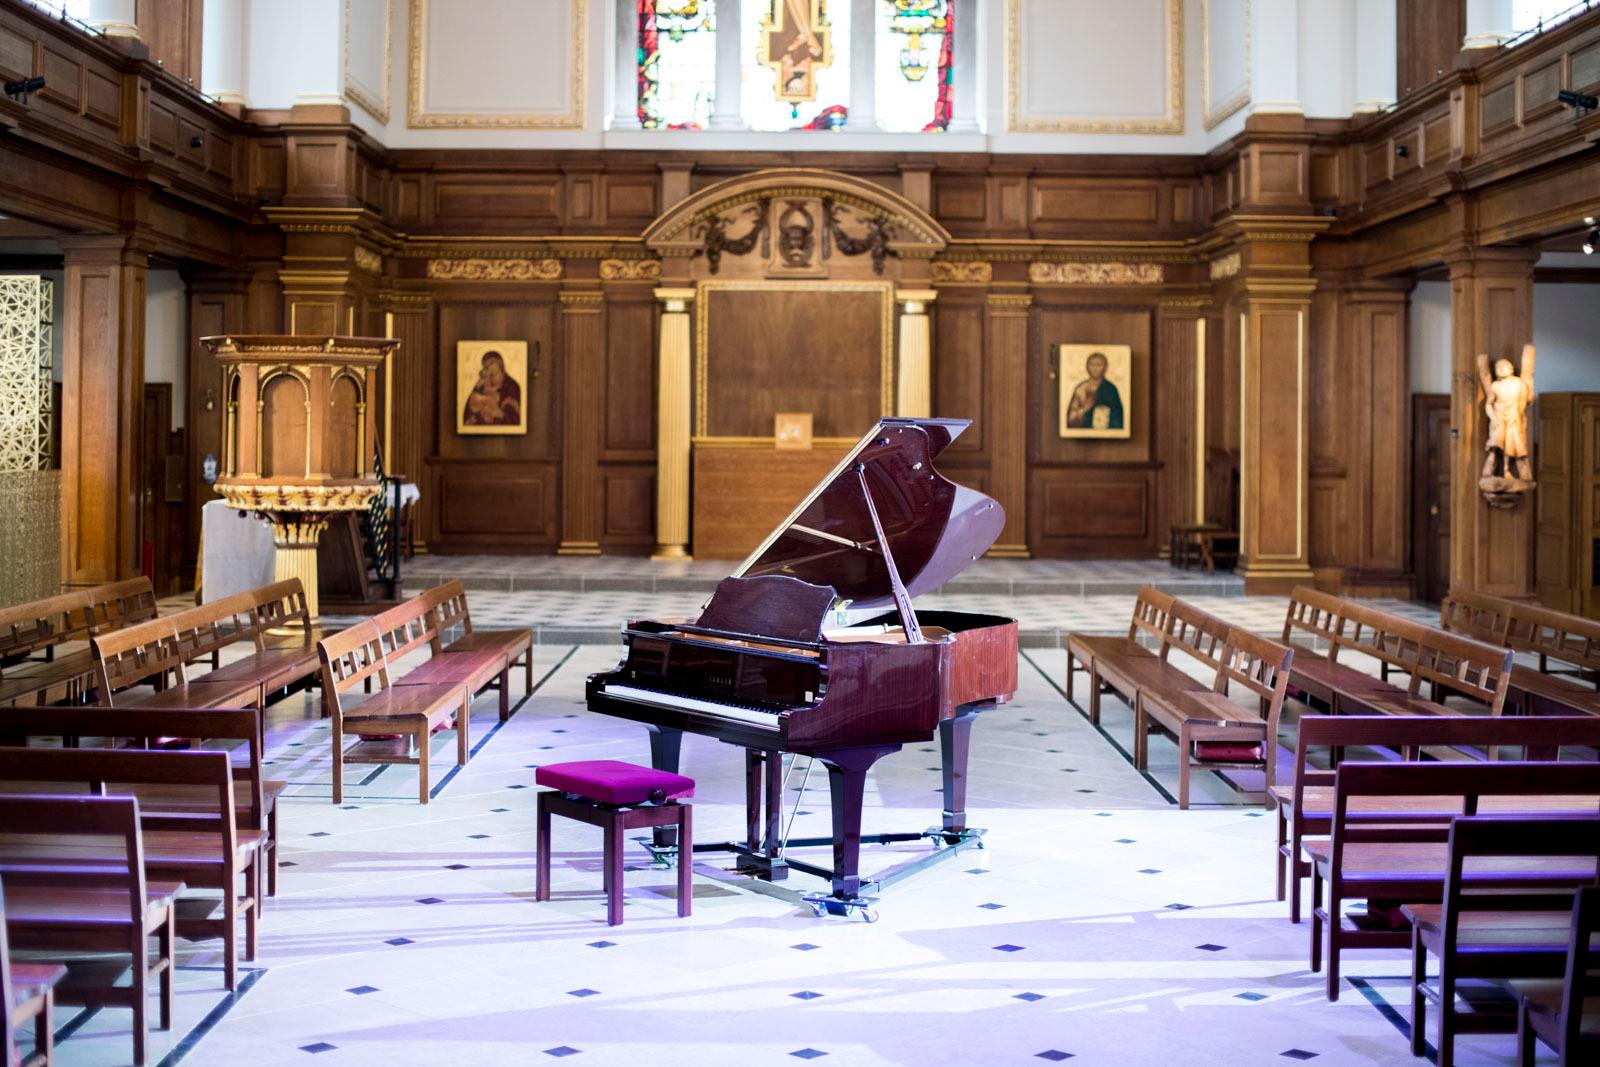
top-left (1443, 590), bottom-right (1600, 718)
top-left (1273, 715), bottom-right (1600, 924)
top-left (374, 593), bottom-right (511, 721)
top-left (1403, 814), bottom-right (1600, 1066)
top-left (168, 584), bottom-right (323, 713)
top-left (1135, 625), bottom-right (1293, 808)
top-left (423, 580), bottom-right (533, 705)
top-left (1064, 585), bottom-right (1176, 710)
top-left (0, 578), bottom-right (157, 709)
top-left (3, 878), bottom-right (67, 1067)
top-left (0, 706), bottom-right (283, 899)
top-left (1513, 884), bottom-right (1600, 1067)
top-left (318, 620), bottom-right (471, 805)
top-left (90, 615), bottom-right (261, 715)
top-left (1306, 760), bottom-right (1600, 1001)
top-left (0, 747), bottom-right (265, 992)
top-left (0, 795), bottom-right (180, 1067)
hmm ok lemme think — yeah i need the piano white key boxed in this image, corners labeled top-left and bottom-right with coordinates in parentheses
top-left (602, 684), bottom-right (784, 728)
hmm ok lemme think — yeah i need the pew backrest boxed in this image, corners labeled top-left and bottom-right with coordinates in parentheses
top-left (424, 580), bottom-right (477, 639)
top-left (0, 794), bottom-right (146, 918)
top-left (0, 588), bottom-right (91, 664)
top-left (84, 577), bottom-right (159, 635)
top-left (317, 621), bottom-right (390, 716)
top-left (1282, 586), bottom-right (1350, 658)
top-left (1440, 590), bottom-right (1515, 647)
top-left (1162, 597), bottom-right (1231, 674)
top-left (372, 596), bottom-right (442, 666)
top-left (1216, 626), bottom-right (1295, 713)
top-left (92, 616), bottom-right (187, 697)
top-left (254, 579), bottom-right (313, 634)
top-left (1126, 585), bottom-right (1178, 646)
top-left (1504, 599), bottom-right (1600, 677)
top-left (171, 590), bottom-right (262, 666)
top-left (1343, 601), bottom-right (1514, 709)
top-left (1440, 815), bottom-right (1600, 959)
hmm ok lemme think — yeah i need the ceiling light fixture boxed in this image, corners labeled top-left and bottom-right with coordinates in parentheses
top-left (1585, 229), bottom-right (1599, 255)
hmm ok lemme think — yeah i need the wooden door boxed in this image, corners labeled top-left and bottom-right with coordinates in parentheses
top-left (140, 384), bottom-right (171, 594)
top-left (1411, 394), bottom-right (1451, 602)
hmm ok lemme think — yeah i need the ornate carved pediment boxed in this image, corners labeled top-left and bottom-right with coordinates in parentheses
top-left (644, 168), bottom-right (948, 280)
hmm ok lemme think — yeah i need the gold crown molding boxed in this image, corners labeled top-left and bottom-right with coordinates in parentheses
top-left (398, 242), bottom-right (649, 261)
top-left (1201, 0), bottom-right (1252, 131)
top-left (1159, 295), bottom-right (1213, 310)
top-left (344, 0), bottom-right (394, 125)
top-left (1209, 252), bottom-right (1242, 280)
top-left (375, 290), bottom-right (433, 307)
top-left (1028, 261), bottom-right (1166, 285)
top-left (426, 258), bottom-right (563, 281)
top-left (559, 290), bottom-right (605, 309)
top-left (1007, 0), bottom-right (1185, 134)
top-left (202, 336), bottom-right (399, 361)
top-left (599, 259), bottom-right (663, 281)
top-left (986, 293), bottom-right (1034, 313)
top-left (278, 270), bottom-right (354, 288)
top-left (407, 0), bottom-right (586, 129)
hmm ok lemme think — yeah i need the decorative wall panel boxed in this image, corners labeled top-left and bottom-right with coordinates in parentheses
top-left (407, 0), bottom-right (585, 128)
top-left (1008, 0), bottom-right (1184, 134)
top-left (0, 276), bottom-right (53, 473)
top-left (1202, 0), bottom-right (1249, 130)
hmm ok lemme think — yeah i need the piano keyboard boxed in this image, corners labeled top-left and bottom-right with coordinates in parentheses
top-left (601, 684), bottom-right (786, 729)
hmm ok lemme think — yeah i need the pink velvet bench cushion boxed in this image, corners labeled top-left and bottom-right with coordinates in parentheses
top-left (535, 760), bottom-right (695, 806)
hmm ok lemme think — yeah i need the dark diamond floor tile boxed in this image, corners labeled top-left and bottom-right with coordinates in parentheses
top-left (1165, 903), bottom-right (1192, 910)
top-left (790, 990), bottom-right (824, 1000)
top-left (415, 897), bottom-right (444, 905)
top-left (1014, 992), bottom-right (1046, 1002)
top-left (978, 903), bottom-right (1006, 910)
top-left (1036, 1052), bottom-right (1074, 1062)
top-left (345, 985), bottom-right (379, 995)
top-left (1280, 1052), bottom-right (1318, 1061)
top-left (544, 1047), bottom-right (581, 1058)
top-left (1196, 943), bottom-right (1226, 952)
top-left (790, 1051), bottom-right (827, 1060)
top-left (993, 943), bottom-right (1024, 953)
top-left (790, 942), bottom-right (820, 951)
top-left (1235, 992), bottom-right (1268, 1002)
top-left (300, 1044), bottom-right (337, 1055)
top-left (587, 940), bottom-right (617, 949)
top-left (567, 989), bottom-right (599, 998)
top-left (384, 937), bottom-right (413, 946)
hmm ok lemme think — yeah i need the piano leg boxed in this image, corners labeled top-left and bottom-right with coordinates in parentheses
top-left (740, 749), bottom-right (788, 881)
top-left (646, 725), bottom-right (684, 850)
top-left (938, 703), bottom-right (987, 838)
top-left (818, 745), bottom-right (900, 900)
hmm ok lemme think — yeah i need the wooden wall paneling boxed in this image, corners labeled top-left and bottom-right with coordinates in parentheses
top-left (182, 270), bottom-right (246, 581)
top-left (931, 290), bottom-right (988, 458)
top-left (598, 288), bottom-right (657, 550)
top-left (1306, 281), bottom-right (1350, 577)
top-left (1347, 282), bottom-right (1413, 593)
top-left (59, 235), bottom-right (146, 586)
top-left (1534, 393), bottom-right (1575, 610)
top-left (558, 287), bottom-right (605, 554)
top-left (1446, 249), bottom-right (1536, 598)
top-left (984, 292), bottom-right (1030, 556)
top-left (384, 297), bottom-right (434, 542)
top-left (136, 0), bottom-right (202, 87)
top-left (1203, 310), bottom-right (1237, 526)
top-left (1398, 0), bottom-right (1464, 100)
top-left (1155, 301), bottom-right (1205, 555)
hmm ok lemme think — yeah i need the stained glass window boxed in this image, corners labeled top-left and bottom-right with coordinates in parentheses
top-left (741, 0), bottom-right (852, 131)
top-left (638, 0), bottom-right (717, 130)
top-left (876, 0), bottom-right (953, 132)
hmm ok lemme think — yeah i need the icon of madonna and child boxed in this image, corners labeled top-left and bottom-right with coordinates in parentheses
top-left (1059, 344), bottom-right (1132, 439)
top-left (456, 340), bottom-right (529, 435)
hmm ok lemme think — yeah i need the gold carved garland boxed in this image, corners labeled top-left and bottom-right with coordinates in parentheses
top-left (931, 261), bottom-right (993, 284)
top-left (426, 258), bottom-right (563, 281)
top-left (1027, 262), bottom-right (1165, 285)
top-left (599, 259), bottom-right (663, 281)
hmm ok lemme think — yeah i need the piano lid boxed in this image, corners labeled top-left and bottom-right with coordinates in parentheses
top-left (730, 418), bottom-right (1005, 612)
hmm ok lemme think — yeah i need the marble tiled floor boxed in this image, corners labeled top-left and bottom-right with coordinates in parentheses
top-left (31, 599), bottom-right (1550, 1067)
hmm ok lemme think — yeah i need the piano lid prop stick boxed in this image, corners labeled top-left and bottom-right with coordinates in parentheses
top-left (854, 464), bottom-right (924, 644)
top-left (779, 754), bottom-right (818, 856)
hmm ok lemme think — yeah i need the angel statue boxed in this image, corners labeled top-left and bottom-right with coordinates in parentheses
top-left (1476, 344), bottom-right (1536, 483)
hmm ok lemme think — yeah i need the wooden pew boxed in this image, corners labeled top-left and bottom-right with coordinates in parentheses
top-left (0, 578), bottom-right (157, 708)
top-left (0, 706), bottom-right (282, 899)
top-left (1306, 760), bottom-right (1600, 1001)
top-left (1443, 590), bottom-right (1600, 718)
top-left (0, 795), bottom-right (180, 1067)
top-left (0, 748), bottom-right (264, 992)
top-left (1064, 586), bottom-right (1176, 711)
top-left (1273, 715), bottom-right (1600, 924)
top-left (318, 621), bottom-right (471, 804)
top-left (2, 878), bottom-right (67, 1067)
top-left (1402, 815), bottom-right (1600, 1066)
top-left (423, 581), bottom-right (533, 705)
top-left (374, 594), bottom-right (511, 720)
top-left (90, 616), bottom-right (261, 714)
top-left (1513, 884), bottom-right (1600, 1067)
top-left (169, 584), bottom-right (324, 713)
top-left (1135, 625), bottom-right (1293, 808)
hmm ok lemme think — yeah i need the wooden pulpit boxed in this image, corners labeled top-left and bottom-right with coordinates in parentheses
top-left (201, 335), bottom-right (399, 616)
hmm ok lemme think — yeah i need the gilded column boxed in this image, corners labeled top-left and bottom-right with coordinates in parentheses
top-left (895, 289), bottom-right (935, 418)
top-left (985, 292), bottom-right (1031, 558)
top-left (653, 287), bottom-right (695, 560)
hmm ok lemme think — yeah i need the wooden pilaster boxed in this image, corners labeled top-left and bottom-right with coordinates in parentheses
top-left (558, 287), bottom-right (605, 555)
top-left (985, 291), bottom-right (1030, 558)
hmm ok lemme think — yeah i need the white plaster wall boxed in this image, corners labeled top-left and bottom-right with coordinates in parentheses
top-left (246, 0), bottom-right (308, 109)
top-left (143, 270), bottom-right (187, 431)
top-left (1410, 279), bottom-right (1453, 395)
top-left (1299, 0), bottom-right (1356, 118)
top-left (1532, 282), bottom-right (1600, 393)
top-left (344, 0), bottom-right (390, 128)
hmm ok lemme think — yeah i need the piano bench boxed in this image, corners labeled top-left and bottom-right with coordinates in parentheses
top-left (534, 760), bottom-right (695, 927)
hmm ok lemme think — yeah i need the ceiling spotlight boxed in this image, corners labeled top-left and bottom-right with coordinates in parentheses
top-left (3, 76), bottom-right (45, 100)
top-left (1559, 89), bottom-right (1599, 112)
top-left (1584, 229), bottom-right (1599, 255)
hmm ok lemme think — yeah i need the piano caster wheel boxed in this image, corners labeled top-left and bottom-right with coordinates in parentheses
top-left (803, 893), bottom-right (880, 922)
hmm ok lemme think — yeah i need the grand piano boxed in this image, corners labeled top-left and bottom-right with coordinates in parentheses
top-left (586, 417), bottom-right (1018, 916)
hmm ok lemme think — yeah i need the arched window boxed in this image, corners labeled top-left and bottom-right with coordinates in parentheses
top-left (876, 1), bottom-right (954, 132)
top-left (638, 1), bottom-right (718, 129)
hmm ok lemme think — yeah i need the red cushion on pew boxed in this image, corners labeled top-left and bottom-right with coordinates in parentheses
top-left (1193, 741), bottom-right (1264, 762)
top-left (535, 759), bottom-right (695, 805)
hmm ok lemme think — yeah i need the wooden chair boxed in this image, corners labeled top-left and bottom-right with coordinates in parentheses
top-left (1514, 884), bottom-right (1600, 1067)
top-left (1064, 585), bottom-right (1176, 711)
top-left (2, 877), bottom-right (67, 1067)
top-left (1307, 760), bottom-right (1600, 1002)
top-left (317, 620), bottom-right (471, 805)
top-left (0, 795), bottom-right (180, 1067)
top-left (1402, 815), bottom-right (1600, 1067)
top-left (1136, 625), bottom-right (1293, 809)
top-left (1273, 715), bottom-right (1600, 924)
top-left (423, 581), bottom-right (533, 707)
top-left (373, 595), bottom-right (510, 720)
top-left (0, 747), bottom-right (264, 992)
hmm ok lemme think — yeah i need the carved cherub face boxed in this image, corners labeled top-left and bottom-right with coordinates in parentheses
top-left (1494, 358), bottom-right (1514, 379)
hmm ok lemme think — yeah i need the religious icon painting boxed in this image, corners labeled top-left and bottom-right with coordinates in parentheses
top-left (455, 340), bottom-right (529, 436)
top-left (1058, 343), bottom-right (1132, 440)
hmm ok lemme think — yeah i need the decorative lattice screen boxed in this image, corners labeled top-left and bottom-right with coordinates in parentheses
top-left (0, 275), bottom-right (53, 473)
